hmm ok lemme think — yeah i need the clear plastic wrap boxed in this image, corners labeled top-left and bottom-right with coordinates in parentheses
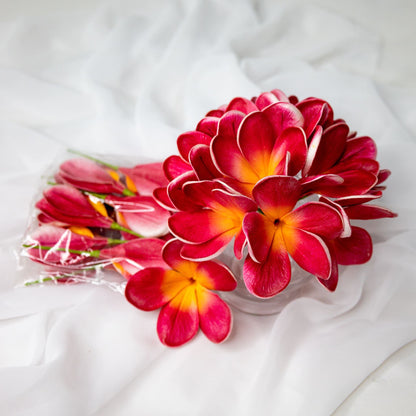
top-left (17, 150), bottom-right (172, 291)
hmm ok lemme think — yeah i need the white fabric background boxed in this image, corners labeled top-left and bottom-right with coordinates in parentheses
top-left (0, 0), bottom-right (415, 415)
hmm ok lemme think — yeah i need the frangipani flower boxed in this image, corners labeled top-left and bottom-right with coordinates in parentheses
top-left (24, 225), bottom-right (107, 267)
top-left (36, 185), bottom-right (143, 238)
top-left (125, 239), bottom-right (236, 346)
top-left (36, 184), bottom-right (114, 228)
top-left (211, 104), bottom-right (306, 196)
top-left (119, 162), bottom-right (168, 196)
top-left (301, 123), bottom-right (379, 198)
top-left (105, 195), bottom-right (171, 237)
top-left (242, 176), bottom-right (344, 298)
top-left (168, 181), bottom-right (257, 260)
top-left (56, 158), bottom-right (127, 195)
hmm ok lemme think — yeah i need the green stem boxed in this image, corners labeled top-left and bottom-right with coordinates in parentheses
top-left (110, 222), bottom-right (143, 238)
top-left (83, 190), bottom-right (107, 200)
top-left (107, 238), bottom-right (127, 245)
top-left (23, 244), bottom-right (101, 258)
top-left (67, 149), bottom-right (120, 171)
top-left (25, 276), bottom-right (62, 286)
top-left (122, 188), bottom-right (136, 197)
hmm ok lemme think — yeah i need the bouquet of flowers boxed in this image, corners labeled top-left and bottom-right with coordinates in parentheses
top-left (21, 89), bottom-right (397, 346)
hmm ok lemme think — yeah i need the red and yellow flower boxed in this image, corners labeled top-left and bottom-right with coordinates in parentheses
top-left (125, 239), bottom-right (237, 346)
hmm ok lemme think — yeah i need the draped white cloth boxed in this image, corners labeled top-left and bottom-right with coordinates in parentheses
top-left (1, 1), bottom-right (415, 415)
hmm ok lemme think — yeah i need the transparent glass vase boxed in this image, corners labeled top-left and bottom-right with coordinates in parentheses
top-left (218, 248), bottom-right (315, 315)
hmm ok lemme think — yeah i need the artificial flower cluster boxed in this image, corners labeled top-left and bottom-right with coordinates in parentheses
top-left (23, 155), bottom-right (172, 281)
top-left (22, 88), bottom-right (397, 347)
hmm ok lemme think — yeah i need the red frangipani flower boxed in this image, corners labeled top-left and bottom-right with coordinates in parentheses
top-left (242, 176), bottom-right (345, 298)
top-left (125, 239), bottom-right (237, 346)
top-left (168, 181), bottom-right (257, 260)
top-left (211, 104), bottom-right (306, 196)
top-left (24, 225), bottom-right (107, 268)
top-left (119, 162), bottom-right (168, 196)
top-left (300, 123), bottom-right (379, 198)
top-left (56, 158), bottom-right (126, 195)
top-left (105, 195), bottom-right (171, 238)
top-left (36, 184), bottom-right (114, 228)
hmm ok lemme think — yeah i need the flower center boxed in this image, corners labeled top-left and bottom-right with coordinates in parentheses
top-left (273, 218), bottom-right (280, 226)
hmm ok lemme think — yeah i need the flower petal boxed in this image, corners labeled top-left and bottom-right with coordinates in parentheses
top-left (300, 173), bottom-right (344, 197)
top-left (177, 131), bottom-right (212, 162)
top-left (344, 204), bottom-right (398, 220)
top-left (162, 239), bottom-right (197, 276)
top-left (189, 144), bottom-right (222, 180)
top-left (333, 226), bottom-right (373, 265)
top-left (270, 126), bottom-right (307, 176)
top-left (243, 247), bottom-right (291, 298)
top-left (163, 155), bottom-right (191, 181)
top-left (211, 114), bottom-right (257, 184)
top-left (196, 116), bottom-right (219, 137)
top-left (180, 233), bottom-right (234, 261)
top-left (197, 288), bottom-right (233, 343)
top-left (238, 111), bottom-right (275, 176)
top-left (283, 201), bottom-right (344, 239)
top-left (252, 175), bottom-right (301, 219)
top-left (59, 158), bottom-right (124, 194)
top-left (329, 158), bottom-right (379, 175)
top-left (167, 171), bottom-right (199, 211)
top-left (195, 261), bottom-right (237, 291)
top-left (296, 98), bottom-right (333, 139)
top-left (318, 196), bottom-right (352, 238)
top-left (233, 228), bottom-right (247, 260)
top-left (306, 122), bottom-right (349, 176)
top-left (153, 186), bottom-right (177, 211)
top-left (169, 210), bottom-right (234, 244)
top-left (157, 287), bottom-right (199, 347)
top-left (342, 136), bottom-right (377, 161)
top-left (125, 268), bottom-right (189, 311)
top-left (106, 195), bottom-right (170, 237)
top-left (333, 192), bottom-right (382, 206)
top-left (120, 162), bottom-right (168, 196)
top-left (282, 226), bottom-right (331, 280)
top-left (242, 212), bottom-right (275, 263)
top-left (226, 97), bottom-right (258, 114)
top-left (262, 102), bottom-right (304, 138)
top-left (317, 242), bottom-right (338, 291)
top-left (254, 92), bottom-right (279, 110)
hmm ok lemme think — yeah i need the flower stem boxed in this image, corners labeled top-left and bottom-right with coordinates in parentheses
top-left (110, 222), bottom-right (143, 238)
top-left (67, 149), bottom-right (119, 171)
top-left (107, 238), bottom-right (127, 245)
top-left (122, 188), bottom-right (136, 197)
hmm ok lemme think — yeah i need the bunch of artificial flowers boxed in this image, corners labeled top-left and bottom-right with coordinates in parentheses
top-left (22, 89), bottom-right (396, 346)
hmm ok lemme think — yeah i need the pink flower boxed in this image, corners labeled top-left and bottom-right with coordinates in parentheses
top-left (168, 181), bottom-right (257, 260)
top-left (242, 176), bottom-right (344, 298)
top-left (24, 225), bottom-right (107, 268)
top-left (211, 106), bottom-right (306, 196)
top-left (105, 195), bottom-right (171, 238)
top-left (125, 239), bottom-right (236, 346)
top-left (119, 162), bottom-right (169, 196)
top-left (36, 185), bottom-right (114, 228)
top-left (300, 123), bottom-right (379, 198)
top-left (56, 158), bottom-right (126, 195)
